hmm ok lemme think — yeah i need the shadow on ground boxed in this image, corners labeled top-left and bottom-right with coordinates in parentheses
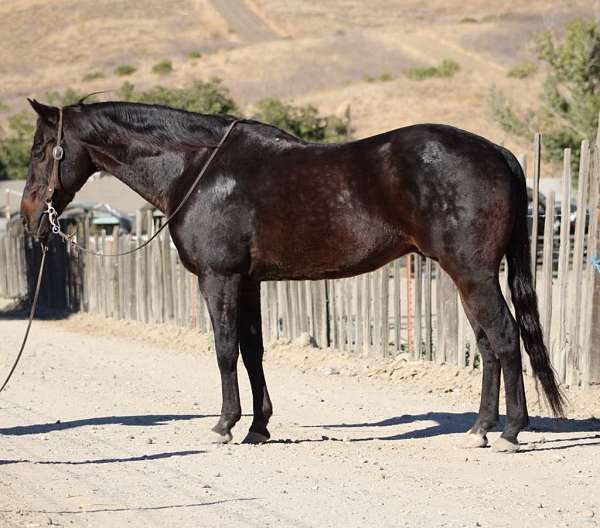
top-left (1, 498), bottom-right (259, 515)
top-left (0, 297), bottom-right (70, 321)
top-left (0, 413), bottom-right (216, 436)
top-left (0, 449), bottom-right (205, 466)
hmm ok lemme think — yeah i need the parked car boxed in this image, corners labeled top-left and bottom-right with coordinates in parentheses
top-left (526, 187), bottom-right (589, 236)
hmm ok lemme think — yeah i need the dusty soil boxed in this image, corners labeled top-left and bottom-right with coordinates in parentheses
top-left (1, 310), bottom-right (599, 528)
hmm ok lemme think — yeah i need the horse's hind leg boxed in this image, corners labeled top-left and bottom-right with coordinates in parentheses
top-left (460, 318), bottom-right (500, 448)
top-left (454, 273), bottom-right (528, 452)
top-left (238, 280), bottom-right (273, 444)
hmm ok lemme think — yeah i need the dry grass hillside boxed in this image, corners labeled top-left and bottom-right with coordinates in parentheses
top-left (0, 0), bottom-right (596, 172)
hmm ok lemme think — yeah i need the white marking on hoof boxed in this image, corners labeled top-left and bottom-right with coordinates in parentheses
top-left (459, 432), bottom-right (489, 449)
top-left (492, 437), bottom-right (520, 453)
top-left (206, 430), bottom-right (233, 444)
top-left (241, 431), bottom-right (269, 444)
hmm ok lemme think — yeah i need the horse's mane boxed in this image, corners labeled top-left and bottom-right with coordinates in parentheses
top-left (70, 101), bottom-right (237, 150)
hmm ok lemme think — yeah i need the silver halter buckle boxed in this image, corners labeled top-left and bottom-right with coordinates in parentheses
top-left (52, 145), bottom-right (64, 161)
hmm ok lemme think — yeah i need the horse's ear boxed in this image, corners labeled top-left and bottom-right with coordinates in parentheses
top-left (27, 99), bottom-right (59, 126)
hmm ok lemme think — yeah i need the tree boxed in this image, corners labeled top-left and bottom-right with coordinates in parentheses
top-left (117, 78), bottom-right (239, 115)
top-left (488, 18), bottom-right (600, 167)
top-left (0, 80), bottom-right (350, 179)
top-left (0, 113), bottom-right (35, 180)
top-left (252, 98), bottom-right (349, 142)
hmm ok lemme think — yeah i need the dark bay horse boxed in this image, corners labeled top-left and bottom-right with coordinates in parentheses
top-left (21, 100), bottom-right (564, 452)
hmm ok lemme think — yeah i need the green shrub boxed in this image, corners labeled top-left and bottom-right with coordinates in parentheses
top-left (0, 80), bottom-right (350, 181)
top-left (117, 78), bottom-right (239, 115)
top-left (252, 98), bottom-right (349, 142)
top-left (187, 50), bottom-right (202, 59)
top-left (114, 64), bottom-right (136, 76)
top-left (363, 73), bottom-right (393, 83)
top-left (152, 59), bottom-right (173, 75)
top-left (486, 85), bottom-right (533, 137)
top-left (0, 101), bottom-right (8, 112)
top-left (82, 71), bottom-right (104, 82)
top-left (405, 59), bottom-right (460, 80)
top-left (0, 112), bottom-right (35, 180)
top-left (460, 16), bottom-right (478, 23)
top-left (507, 61), bottom-right (538, 79)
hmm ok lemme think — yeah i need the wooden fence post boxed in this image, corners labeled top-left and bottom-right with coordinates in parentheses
top-left (555, 148), bottom-right (572, 382)
top-left (424, 259), bottom-right (432, 361)
top-left (582, 142), bottom-right (600, 386)
top-left (531, 136), bottom-right (541, 285)
top-left (372, 268), bottom-right (381, 357)
top-left (414, 255), bottom-right (422, 360)
top-left (541, 192), bottom-right (555, 350)
top-left (361, 273), bottom-right (370, 356)
top-left (567, 140), bottom-right (590, 385)
top-left (436, 267), bottom-right (458, 365)
top-left (380, 265), bottom-right (390, 358)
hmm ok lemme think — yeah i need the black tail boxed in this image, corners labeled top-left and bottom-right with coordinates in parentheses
top-left (498, 146), bottom-right (566, 417)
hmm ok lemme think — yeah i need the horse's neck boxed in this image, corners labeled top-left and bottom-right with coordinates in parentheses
top-left (86, 140), bottom-right (188, 213)
top-left (82, 109), bottom-right (221, 213)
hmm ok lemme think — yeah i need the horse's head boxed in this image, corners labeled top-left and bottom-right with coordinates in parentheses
top-left (21, 100), bottom-right (95, 240)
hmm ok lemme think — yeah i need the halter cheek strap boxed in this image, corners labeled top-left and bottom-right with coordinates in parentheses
top-left (46, 107), bottom-right (64, 203)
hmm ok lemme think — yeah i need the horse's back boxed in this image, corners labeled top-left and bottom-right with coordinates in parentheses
top-left (186, 122), bottom-right (520, 280)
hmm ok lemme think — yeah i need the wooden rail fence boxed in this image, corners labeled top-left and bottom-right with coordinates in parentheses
top-left (1, 137), bottom-right (599, 385)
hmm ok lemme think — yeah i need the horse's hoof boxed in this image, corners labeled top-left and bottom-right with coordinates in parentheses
top-left (459, 432), bottom-right (489, 449)
top-left (492, 437), bottom-right (519, 453)
top-left (207, 430), bottom-right (233, 444)
top-left (241, 431), bottom-right (269, 444)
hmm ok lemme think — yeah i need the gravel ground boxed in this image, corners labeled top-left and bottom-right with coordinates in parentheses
top-left (0, 313), bottom-right (599, 528)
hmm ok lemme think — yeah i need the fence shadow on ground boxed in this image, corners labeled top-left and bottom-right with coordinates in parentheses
top-left (0, 413), bottom-right (217, 436)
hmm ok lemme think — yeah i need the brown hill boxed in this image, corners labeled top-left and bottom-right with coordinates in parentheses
top-left (0, 0), bottom-right (592, 171)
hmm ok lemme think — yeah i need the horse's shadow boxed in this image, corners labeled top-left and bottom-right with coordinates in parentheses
top-left (298, 411), bottom-right (600, 451)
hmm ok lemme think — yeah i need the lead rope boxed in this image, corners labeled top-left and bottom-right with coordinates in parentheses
top-left (0, 245), bottom-right (48, 393)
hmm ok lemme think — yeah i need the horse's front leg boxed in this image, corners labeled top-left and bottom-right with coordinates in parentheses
top-left (199, 271), bottom-right (242, 443)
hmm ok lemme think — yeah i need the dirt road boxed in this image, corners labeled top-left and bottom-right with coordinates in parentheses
top-left (1, 315), bottom-right (599, 528)
top-left (210, 0), bottom-right (279, 43)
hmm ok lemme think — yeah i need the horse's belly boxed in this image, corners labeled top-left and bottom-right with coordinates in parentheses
top-left (251, 215), bottom-right (414, 281)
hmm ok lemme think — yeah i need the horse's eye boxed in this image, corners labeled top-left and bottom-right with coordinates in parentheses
top-left (32, 148), bottom-right (44, 161)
